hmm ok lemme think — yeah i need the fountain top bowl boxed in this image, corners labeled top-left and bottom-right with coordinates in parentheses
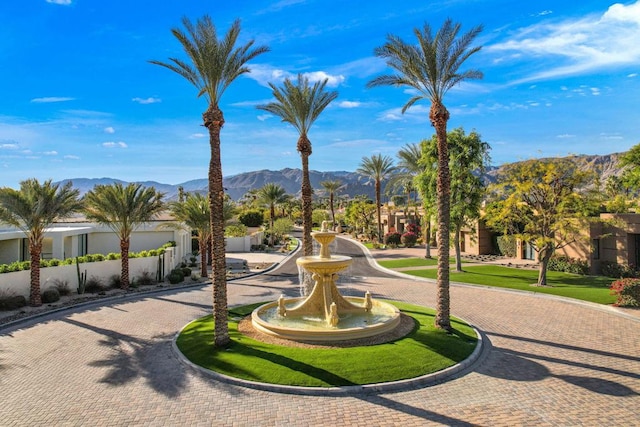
top-left (296, 254), bottom-right (352, 274)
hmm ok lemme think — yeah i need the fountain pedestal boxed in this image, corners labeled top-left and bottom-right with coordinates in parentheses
top-left (251, 227), bottom-right (400, 342)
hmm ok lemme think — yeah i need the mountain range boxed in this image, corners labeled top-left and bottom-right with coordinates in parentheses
top-left (58, 152), bottom-right (626, 202)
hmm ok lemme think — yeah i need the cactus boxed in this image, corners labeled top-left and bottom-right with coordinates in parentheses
top-left (76, 257), bottom-right (87, 294)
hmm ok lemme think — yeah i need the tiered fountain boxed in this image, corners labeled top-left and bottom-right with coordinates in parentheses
top-left (251, 223), bottom-right (400, 342)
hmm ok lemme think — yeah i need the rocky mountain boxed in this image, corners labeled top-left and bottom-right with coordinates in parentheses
top-left (58, 152), bottom-right (627, 202)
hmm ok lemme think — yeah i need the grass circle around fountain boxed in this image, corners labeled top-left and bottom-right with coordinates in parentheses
top-left (175, 301), bottom-right (480, 391)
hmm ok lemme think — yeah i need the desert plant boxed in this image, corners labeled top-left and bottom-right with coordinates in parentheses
top-left (52, 279), bottom-right (71, 296)
top-left (610, 278), bottom-right (640, 307)
top-left (84, 276), bottom-right (104, 294)
top-left (76, 257), bottom-right (87, 294)
top-left (168, 269), bottom-right (185, 284)
top-left (0, 291), bottom-right (27, 311)
top-left (108, 275), bottom-right (123, 289)
top-left (41, 288), bottom-right (60, 303)
top-left (238, 210), bottom-right (264, 227)
top-left (136, 270), bottom-right (155, 287)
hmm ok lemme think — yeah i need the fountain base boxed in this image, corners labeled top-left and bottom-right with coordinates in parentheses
top-left (251, 297), bottom-right (401, 342)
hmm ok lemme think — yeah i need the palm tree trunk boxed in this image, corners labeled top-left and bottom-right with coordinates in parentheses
top-left (198, 235), bottom-right (208, 278)
top-left (432, 102), bottom-right (452, 332)
top-left (454, 223), bottom-right (463, 273)
top-left (204, 106), bottom-right (230, 348)
top-left (269, 204), bottom-right (275, 247)
top-left (120, 238), bottom-right (130, 290)
top-left (330, 193), bottom-right (335, 228)
top-left (298, 135), bottom-right (313, 256)
top-left (29, 239), bottom-right (42, 306)
top-left (424, 211), bottom-right (432, 258)
top-left (375, 180), bottom-right (382, 243)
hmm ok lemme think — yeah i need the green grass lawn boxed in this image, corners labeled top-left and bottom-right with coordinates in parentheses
top-left (176, 302), bottom-right (477, 387)
top-left (378, 257), bottom-right (458, 268)
top-left (403, 265), bottom-right (616, 304)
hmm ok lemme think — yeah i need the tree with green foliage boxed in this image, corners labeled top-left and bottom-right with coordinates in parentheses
top-left (418, 128), bottom-right (490, 272)
top-left (368, 19), bottom-right (483, 331)
top-left (84, 183), bottom-right (164, 290)
top-left (0, 179), bottom-right (81, 306)
top-left (345, 200), bottom-right (377, 239)
top-left (167, 193), bottom-right (211, 278)
top-left (257, 183), bottom-right (288, 247)
top-left (620, 143), bottom-right (640, 193)
top-left (484, 159), bottom-right (598, 286)
top-left (320, 180), bottom-right (343, 229)
top-left (357, 154), bottom-right (396, 243)
top-left (257, 74), bottom-right (338, 256)
top-left (151, 16), bottom-right (268, 347)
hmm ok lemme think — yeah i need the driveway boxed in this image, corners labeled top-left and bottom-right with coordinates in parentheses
top-left (1, 237), bottom-right (638, 426)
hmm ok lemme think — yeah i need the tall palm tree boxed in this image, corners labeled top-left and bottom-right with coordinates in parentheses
top-left (84, 183), bottom-right (164, 290)
top-left (257, 74), bottom-right (338, 256)
top-left (0, 179), bottom-right (81, 306)
top-left (167, 193), bottom-right (211, 278)
top-left (257, 183), bottom-right (288, 247)
top-left (357, 154), bottom-right (396, 243)
top-left (150, 16), bottom-right (268, 347)
top-left (368, 19), bottom-right (483, 331)
top-left (320, 180), bottom-right (343, 229)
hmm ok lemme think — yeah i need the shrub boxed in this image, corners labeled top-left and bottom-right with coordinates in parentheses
top-left (0, 292), bottom-right (27, 311)
top-left (168, 269), bottom-right (185, 284)
top-left (148, 249), bottom-right (158, 257)
top-left (384, 232), bottom-right (402, 247)
top-left (92, 254), bottom-right (105, 262)
top-left (401, 232), bottom-right (418, 248)
top-left (19, 261), bottom-right (30, 271)
top-left (225, 223), bottom-right (248, 237)
top-left (601, 261), bottom-right (637, 278)
top-left (547, 256), bottom-right (589, 275)
top-left (238, 210), bottom-right (264, 227)
top-left (84, 276), bottom-right (104, 293)
top-left (137, 250), bottom-right (149, 258)
top-left (62, 257), bottom-right (75, 265)
top-left (108, 275), bottom-right (122, 289)
top-left (41, 288), bottom-right (61, 303)
top-left (405, 223), bottom-right (421, 235)
top-left (84, 254), bottom-right (95, 262)
top-left (48, 258), bottom-right (61, 267)
top-left (136, 271), bottom-right (155, 287)
top-left (106, 253), bottom-right (119, 260)
top-left (52, 279), bottom-right (71, 296)
top-left (76, 256), bottom-right (88, 263)
top-left (610, 278), bottom-right (640, 307)
top-left (251, 244), bottom-right (266, 252)
top-left (181, 267), bottom-right (192, 277)
top-left (162, 241), bottom-right (177, 248)
top-left (496, 235), bottom-right (517, 257)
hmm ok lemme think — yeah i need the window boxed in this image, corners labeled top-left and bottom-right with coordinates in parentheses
top-left (78, 233), bottom-right (88, 256)
top-left (592, 238), bottom-right (600, 260)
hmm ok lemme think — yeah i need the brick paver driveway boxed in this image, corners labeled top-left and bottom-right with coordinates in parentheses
top-left (1, 238), bottom-right (639, 426)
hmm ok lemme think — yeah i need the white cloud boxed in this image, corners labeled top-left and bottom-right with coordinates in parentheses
top-left (629, 73), bottom-right (638, 78)
top-left (247, 64), bottom-right (345, 88)
top-left (64, 155), bottom-right (80, 160)
top-left (102, 141), bottom-right (128, 148)
top-left (43, 151), bottom-right (58, 156)
top-left (132, 97), bottom-right (161, 104)
top-left (104, 126), bottom-right (115, 134)
top-left (600, 133), bottom-right (624, 140)
top-left (557, 134), bottom-right (576, 139)
top-left (339, 101), bottom-right (361, 108)
top-left (257, 114), bottom-right (272, 121)
top-left (45, 0), bottom-right (72, 5)
top-left (31, 97), bottom-right (75, 103)
top-left (488, 1), bottom-right (640, 83)
top-left (189, 133), bottom-right (206, 139)
top-left (0, 143), bottom-right (19, 150)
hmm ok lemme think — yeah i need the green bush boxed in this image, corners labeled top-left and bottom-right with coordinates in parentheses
top-left (47, 258), bottom-right (61, 267)
top-left (148, 249), bottom-right (158, 256)
top-left (85, 276), bottom-right (104, 293)
top-left (162, 241), bottom-right (177, 248)
top-left (41, 288), bottom-right (61, 303)
top-left (106, 253), bottom-right (119, 260)
top-left (601, 261), bottom-right (637, 278)
top-left (168, 269), bottom-right (185, 284)
top-left (225, 223), bottom-right (248, 237)
top-left (181, 267), bottom-right (192, 277)
top-left (496, 235), bottom-right (517, 257)
top-left (238, 210), bottom-right (264, 227)
top-left (610, 278), bottom-right (640, 307)
top-left (548, 256), bottom-right (589, 275)
top-left (401, 232), bottom-right (418, 248)
top-left (62, 258), bottom-right (75, 265)
top-left (19, 261), bottom-right (30, 271)
top-left (92, 254), bottom-right (105, 262)
top-left (0, 293), bottom-right (27, 310)
top-left (384, 232), bottom-right (402, 246)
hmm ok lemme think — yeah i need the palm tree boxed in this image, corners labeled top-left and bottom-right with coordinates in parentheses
top-left (257, 183), bottom-right (288, 247)
top-left (0, 179), bottom-right (81, 306)
top-left (167, 193), bottom-right (211, 278)
top-left (257, 74), bottom-right (338, 256)
top-left (84, 183), bottom-right (164, 290)
top-left (357, 154), bottom-right (396, 243)
top-left (368, 19), bottom-right (483, 331)
top-left (150, 16), bottom-right (268, 347)
top-left (320, 180), bottom-right (343, 229)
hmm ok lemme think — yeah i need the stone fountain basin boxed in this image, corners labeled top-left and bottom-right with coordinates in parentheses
top-left (251, 297), bottom-right (401, 342)
top-left (296, 255), bottom-right (352, 275)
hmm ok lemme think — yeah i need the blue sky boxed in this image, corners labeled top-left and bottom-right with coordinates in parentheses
top-left (0, 0), bottom-right (639, 188)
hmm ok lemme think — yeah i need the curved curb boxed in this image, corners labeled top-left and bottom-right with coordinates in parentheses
top-left (347, 237), bottom-right (640, 324)
top-left (171, 315), bottom-right (487, 396)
